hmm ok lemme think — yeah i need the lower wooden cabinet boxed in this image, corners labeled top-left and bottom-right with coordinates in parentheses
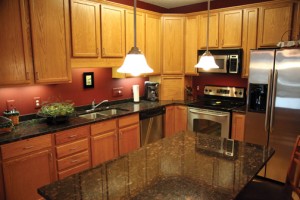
top-left (1, 134), bottom-right (55, 200)
top-left (231, 112), bottom-right (245, 141)
top-left (165, 105), bottom-right (187, 137)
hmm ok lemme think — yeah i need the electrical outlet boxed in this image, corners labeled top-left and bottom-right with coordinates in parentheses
top-left (197, 86), bottom-right (200, 91)
top-left (6, 100), bottom-right (15, 111)
top-left (34, 97), bottom-right (41, 109)
top-left (112, 87), bottom-right (123, 97)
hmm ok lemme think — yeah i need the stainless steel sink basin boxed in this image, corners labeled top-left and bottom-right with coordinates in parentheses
top-left (79, 108), bottom-right (129, 120)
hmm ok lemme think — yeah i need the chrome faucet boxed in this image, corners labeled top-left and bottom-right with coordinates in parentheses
top-left (91, 99), bottom-right (109, 110)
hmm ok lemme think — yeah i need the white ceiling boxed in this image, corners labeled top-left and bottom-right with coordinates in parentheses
top-left (139, 0), bottom-right (209, 9)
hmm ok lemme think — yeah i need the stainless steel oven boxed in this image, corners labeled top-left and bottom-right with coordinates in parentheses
top-left (188, 108), bottom-right (230, 138)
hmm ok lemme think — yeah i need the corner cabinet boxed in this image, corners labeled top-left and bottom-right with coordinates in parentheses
top-left (165, 105), bottom-right (187, 137)
top-left (162, 16), bottom-right (185, 74)
top-left (0, 0), bottom-right (33, 85)
top-left (257, 2), bottom-right (293, 47)
top-left (29, 0), bottom-right (71, 84)
top-left (101, 5), bottom-right (125, 58)
top-left (185, 15), bottom-right (198, 75)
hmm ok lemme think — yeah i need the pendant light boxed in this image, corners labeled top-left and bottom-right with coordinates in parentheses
top-left (195, 0), bottom-right (219, 70)
top-left (117, 0), bottom-right (153, 76)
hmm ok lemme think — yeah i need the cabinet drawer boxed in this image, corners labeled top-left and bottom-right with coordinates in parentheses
top-left (56, 138), bottom-right (89, 159)
top-left (91, 119), bottom-right (117, 136)
top-left (58, 162), bottom-right (90, 180)
top-left (57, 150), bottom-right (90, 171)
top-left (55, 125), bottom-right (90, 145)
top-left (1, 134), bottom-right (52, 160)
top-left (119, 114), bottom-right (139, 127)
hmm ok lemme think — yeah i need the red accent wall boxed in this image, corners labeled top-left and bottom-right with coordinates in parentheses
top-left (0, 68), bottom-right (148, 115)
top-left (192, 74), bottom-right (248, 97)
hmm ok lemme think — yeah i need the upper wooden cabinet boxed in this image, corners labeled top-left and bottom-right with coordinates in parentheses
top-left (125, 10), bottom-right (145, 54)
top-left (0, 0), bottom-right (33, 85)
top-left (185, 15), bottom-right (198, 75)
top-left (101, 5), bottom-right (125, 58)
top-left (198, 13), bottom-right (219, 49)
top-left (70, 0), bottom-right (100, 57)
top-left (257, 2), bottom-right (293, 47)
top-left (162, 16), bottom-right (185, 74)
top-left (219, 9), bottom-right (243, 48)
top-left (145, 13), bottom-right (161, 75)
top-left (29, 0), bottom-right (71, 84)
top-left (242, 8), bottom-right (258, 78)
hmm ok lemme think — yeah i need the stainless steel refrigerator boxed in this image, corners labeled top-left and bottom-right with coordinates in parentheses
top-left (244, 48), bottom-right (300, 183)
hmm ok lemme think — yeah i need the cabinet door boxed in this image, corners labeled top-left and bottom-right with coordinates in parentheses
top-left (185, 15), bottom-right (198, 75)
top-left (162, 16), bottom-right (185, 74)
top-left (175, 106), bottom-right (187, 133)
top-left (257, 3), bottom-right (293, 47)
top-left (101, 5), bottom-right (125, 57)
top-left (165, 106), bottom-right (175, 137)
top-left (160, 76), bottom-right (185, 100)
top-left (231, 113), bottom-right (245, 141)
top-left (145, 13), bottom-right (161, 75)
top-left (29, 0), bottom-right (71, 84)
top-left (219, 10), bottom-right (243, 48)
top-left (242, 8), bottom-right (258, 78)
top-left (3, 149), bottom-right (55, 200)
top-left (91, 131), bottom-right (118, 167)
top-left (198, 13), bottom-right (219, 49)
top-left (70, 0), bottom-right (100, 57)
top-left (119, 123), bottom-right (140, 156)
top-left (125, 10), bottom-right (145, 54)
top-left (0, 0), bottom-right (33, 85)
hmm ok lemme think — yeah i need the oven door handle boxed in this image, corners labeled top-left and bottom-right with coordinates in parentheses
top-left (189, 109), bottom-right (228, 117)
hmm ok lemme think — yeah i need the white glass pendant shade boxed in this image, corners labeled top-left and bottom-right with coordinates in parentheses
top-left (195, 50), bottom-right (219, 70)
top-left (117, 47), bottom-right (153, 76)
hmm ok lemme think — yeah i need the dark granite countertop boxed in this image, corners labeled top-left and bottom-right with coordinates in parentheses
top-left (38, 131), bottom-right (275, 200)
top-left (0, 100), bottom-right (191, 145)
top-left (232, 105), bottom-right (246, 113)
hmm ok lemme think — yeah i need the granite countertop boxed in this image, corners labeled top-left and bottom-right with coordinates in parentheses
top-left (38, 131), bottom-right (275, 200)
top-left (0, 100), bottom-right (190, 145)
top-left (232, 105), bottom-right (246, 113)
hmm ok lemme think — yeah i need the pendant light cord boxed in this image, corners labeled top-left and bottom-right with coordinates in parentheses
top-left (134, 0), bottom-right (137, 48)
top-left (206, 0), bottom-right (210, 52)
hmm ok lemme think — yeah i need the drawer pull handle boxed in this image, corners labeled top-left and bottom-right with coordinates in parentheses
top-left (23, 146), bottom-right (34, 150)
top-left (69, 148), bottom-right (77, 151)
top-left (68, 135), bottom-right (77, 138)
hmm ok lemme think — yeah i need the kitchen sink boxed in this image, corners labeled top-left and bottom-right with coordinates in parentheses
top-left (79, 108), bottom-right (129, 120)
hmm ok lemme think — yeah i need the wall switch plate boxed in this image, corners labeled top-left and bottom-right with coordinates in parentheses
top-left (34, 97), bottom-right (41, 109)
top-left (112, 87), bottom-right (123, 97)
top-left (6, 100), bottom-right (15, 111)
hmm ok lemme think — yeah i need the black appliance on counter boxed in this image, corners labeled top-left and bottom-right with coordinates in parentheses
top-left (144, 81), bottom-right (159, 101)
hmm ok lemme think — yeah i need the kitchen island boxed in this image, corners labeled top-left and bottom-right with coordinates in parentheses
top-left (38, 131), bottom-right (274, 200)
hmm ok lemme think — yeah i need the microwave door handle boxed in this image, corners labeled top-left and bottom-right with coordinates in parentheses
top-left (270, 69), bottom-right (278, 133)
top-left (265, 69), bottom-right (272, 132)
top-left (189, 109), bottom-right (228, 117)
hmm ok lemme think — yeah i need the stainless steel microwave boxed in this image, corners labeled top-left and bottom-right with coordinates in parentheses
top-left (197, 49), bottom-right (243, 74)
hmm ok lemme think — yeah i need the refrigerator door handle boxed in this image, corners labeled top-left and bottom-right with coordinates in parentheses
top-left (265, 69), bottom-right (273, 132)
top-left (270, 69), bottom-right (278, 132)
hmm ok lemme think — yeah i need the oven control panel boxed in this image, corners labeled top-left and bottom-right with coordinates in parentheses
top-left (204, 86), bottom-right (244, 98)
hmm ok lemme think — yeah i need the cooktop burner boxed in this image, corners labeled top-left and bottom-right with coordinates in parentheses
top-left (188, 86), bottom-right (246, 111)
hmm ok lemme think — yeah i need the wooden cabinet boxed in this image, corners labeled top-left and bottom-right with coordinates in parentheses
top-left (198, 13), bottom-right (219, 49)
top-left (29, 0), bottom-right (71, 84)
top-left (219, 9), bottom-right (243, 48)
top-left (145, 13), bottom-right (161, 75)
top-left (70, 0), bottom-right (100, 57)
top-left (91, 119), bottom-right (118, 167)
top-left (257, 2), bottom-right (293, 47)
top-left (0, 0), bottom-right (33, 85)
top-left (165, 105), bottom-right (187, 137)
top-left (231, 112), bottom-right (245, 141)
top-left (55, 125), bottom-right (91, 179)
top-left (185, 15), bottom-right (198, 75)
top-left (101, 5), bottom-right (125, 58)
top-left (1, 134), bottom-right (55, 200)
top-left (160, 75), bottom-right (185, 100)
top-left (118, 114), bottom-right (140, 156)
top-left (242, 8), bottom-right (258, 78)
top-left (162, 16), bottom-right (185, 74)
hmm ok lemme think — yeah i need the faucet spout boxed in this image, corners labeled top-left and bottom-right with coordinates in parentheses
top-left (92, 100), bottom-right (109, 110)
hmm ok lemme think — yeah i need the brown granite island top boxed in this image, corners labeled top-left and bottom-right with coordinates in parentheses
top-left (38, 131), bottom-right (274, 200)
